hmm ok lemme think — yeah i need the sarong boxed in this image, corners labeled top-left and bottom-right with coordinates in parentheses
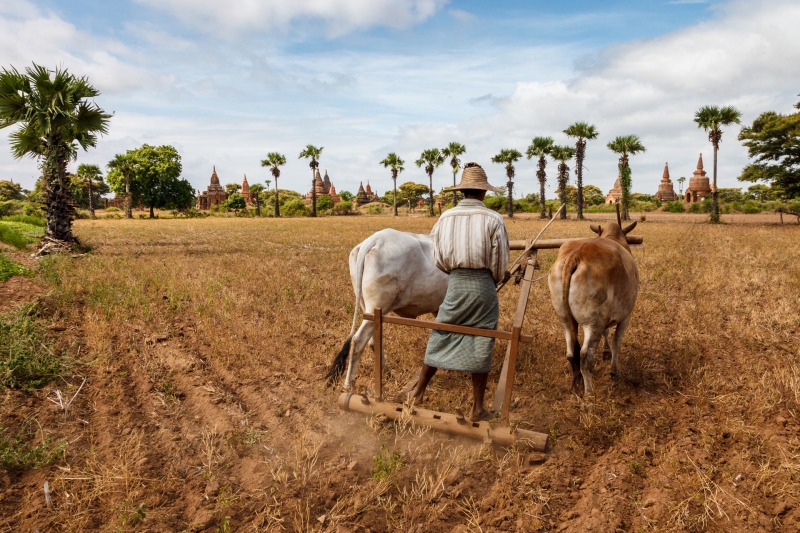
top-left (424, 268), bottom-right (499, 374)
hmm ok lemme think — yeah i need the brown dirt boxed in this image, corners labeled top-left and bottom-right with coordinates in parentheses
top-left (0, 216), bottom-right (798, 532)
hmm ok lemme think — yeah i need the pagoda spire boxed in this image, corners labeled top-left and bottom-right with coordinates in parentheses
top-left (697, 153), bottom-right (704, 171)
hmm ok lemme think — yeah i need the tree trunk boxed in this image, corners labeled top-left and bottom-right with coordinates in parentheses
top-left (311, 169), bottom-right (317, 217)
top-left (275, 179), bottom-right (280, 217)
top-left (255, 195), bottom-right (261, 217)
top-left (576, 139), bottom-right (585, 220)
top-left (507, 179), bottom-right (514, 218)
top-left (429, 172), bottom-right (434, 216)
top-left (539, 158), bottom-right (547, 219)
top-left (393, 174), bottom-right (398, 216)
top-left (620, 164), bottom-right (631, 221)
top-left (149, 204), bottom-right (155, 219)
top-left (125, 173), bottom-right (132, 219)
top-left (559, 164), bottom-right (568, 220)
top-left (88, 179), bottom-right (95, 219)
top-left (453, 170), bottom-right (458, 206)
top-left (42, 140), bottom-right (74, 243)
top-left (710, 143), bottom-right (720, 223)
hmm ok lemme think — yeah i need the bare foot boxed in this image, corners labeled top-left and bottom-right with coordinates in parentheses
top-left (469, 407), bottom-right (493, 422)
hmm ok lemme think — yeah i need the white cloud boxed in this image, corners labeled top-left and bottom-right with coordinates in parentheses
top-left (134, 0), bottom-right (448, 37)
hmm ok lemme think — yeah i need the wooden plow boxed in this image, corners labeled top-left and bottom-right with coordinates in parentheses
top-left (338, 229), bottom-right (643, 451)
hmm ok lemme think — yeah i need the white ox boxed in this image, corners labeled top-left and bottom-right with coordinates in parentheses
top-left (326, 229), bottom-right (448, 389)
top-left (548, 221), bottom-right (639, 396)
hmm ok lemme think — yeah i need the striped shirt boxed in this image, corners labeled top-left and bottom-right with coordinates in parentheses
top-left (431, 199), bottom-right (510, 283)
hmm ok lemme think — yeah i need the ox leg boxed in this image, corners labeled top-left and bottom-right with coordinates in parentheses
top-left (610, 317), bottom-right (630, 378)
top-left (343, 320), bottom-right (374, 390)
top-left (602, 328), bottom-right (612, 360)
top-left (580, 327), bottom-right (604, 397)
top-left (563, 326), bottom-right (583, 395)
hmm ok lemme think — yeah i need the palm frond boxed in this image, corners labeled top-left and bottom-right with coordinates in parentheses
top-left (694, 105), bottom-right (742, 131)
top-left (549, 145), bottom-right (576, 163)
top-left (526, 137), bottom-right (554, 159)
top-left (564, 121), bottom-right (599, 140)
top-left (8, 124), bottom-right (45, 159)
top-left (607, 135), bottom-right (646, 156)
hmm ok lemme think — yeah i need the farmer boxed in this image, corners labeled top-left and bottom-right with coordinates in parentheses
top-left (411, 162), bottom-right (510, 421)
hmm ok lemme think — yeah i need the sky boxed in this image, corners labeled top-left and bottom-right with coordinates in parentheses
top-left (1, 0), bottom-right (799, 199)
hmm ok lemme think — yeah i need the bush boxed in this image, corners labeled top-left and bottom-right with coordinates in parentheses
top-left (1, 215), bottom-right (44, 227)
top-left (22, 203), bottom-right (43, 217)
top-left (366, 204), bottom-right (384, 215)
top-left (0, 305), bottom-right (64, 390)
top-left (0, 224), bottom-right (29, 250)
top-left (333, 201), bottom-right (353, 215)
top-left (180, 208), bottom-right (209, 218)
top-left (0, 200), bottom-right (23, 218)
top-left (664, 201), bottom-right (685, 213)
top-left (0, 255), bottom-right (32, 282)
top-left (74, 209), bottom-right (91, 219)
top-left (742, 200), bottom-right (763, 214)
top-left (105, 207), bottom-right (121, 212)
top-left (316, 195), bottom-right (333, 211)
top-left (282, 199), bottom-right (309, 217)
top-left (483, 196), bottom-right (505, 212)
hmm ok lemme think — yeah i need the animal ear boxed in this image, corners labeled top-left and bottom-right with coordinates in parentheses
top-left (622, 221), bottom-right (638, 234)
top-left (589, 224), bottom-right (601, 234)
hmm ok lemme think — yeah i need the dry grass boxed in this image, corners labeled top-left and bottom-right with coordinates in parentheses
top-left (1, 215), bottom-right (798, 532)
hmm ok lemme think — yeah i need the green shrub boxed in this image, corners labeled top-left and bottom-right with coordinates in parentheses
top-left (0, 255), bottom-right (32, 282)
top-left (483, 196), bottom-right (505, 211)
top-left (0, 200), bottom-right (23, 217)
top-left (105, 207), bottom-right (121, 212)
top-left (22, 203), bottom-right (43, 217)
top-left (1, 215), bottom-right (45, 227)
top-left (742, 200), bottom-right (762, 214)
top-left (0, 305), bottom-right (64, 390)
top-left (282, 199), bottom-right (309, 217)
top-left (0, 421), bottom-right (66, 470)
top-left (366, 204), bottom-right (384, 215)
top-left (664, 201), bottom-right (685, 213)
top-left (316, 195), bottom-right (333, 211)
top-left (0, 224), bottom-right (29, 250)
top-left (333, 201), bottom-right (353, 215)
top-left (102, 213), bottom-right (122, 219)
top-left (74, 209), bottom-right (91, 219)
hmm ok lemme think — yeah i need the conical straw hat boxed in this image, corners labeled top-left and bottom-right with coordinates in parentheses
top-left (445, 162), bottom-right (502, 193)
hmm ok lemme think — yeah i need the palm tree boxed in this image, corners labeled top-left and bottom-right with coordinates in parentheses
top-left (564, 122), bottom-right (599, 220)
top-left (677, 176), bottom-right (686, 196)
top-left (299, 145), bottom-right (323, 216)
top-left (607, 135), bottom-right (646, 221)
top-left (694, 105), bottom-right (742, 223)
top-left (265, 179), bottom-right (271, 191)
top-left (107, 153), bottom-right (133, 219)
top-left (550, 146), bottom-right (575, 220)
top-left (0, 64), bottom-right (111, 243)
top-left (526, 137), bottom-right (554, 219)
top-left (415, 148), bottom-right (445, 216)
top-left (491, 148), bottom-right (523, 217)
top-left (380, 152), bottom-right (405, 216)
top-left (249, 183), bottom-right (264, 216)
top-left (261, 152), bottom-right (286, 217)
top-left (441, 142), bottom-right (466, 206)
top-left (75, 163), bottom-right (103, 218)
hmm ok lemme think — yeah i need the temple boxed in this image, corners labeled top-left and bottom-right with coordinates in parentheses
top-left (654, 162), bottom-right (678, 202)
top-left (197, 167), bottom-right (228, 210)
top-left (241, 174), bottom-right (252, 205)
top-left (684, 153), bottom-right (712, 203)
top-left (355, 181), bottom-right (379, 206)
top-left (304, 169), bottom-right (341, 205)
top-left (605, 173), bottom-right (622, 204)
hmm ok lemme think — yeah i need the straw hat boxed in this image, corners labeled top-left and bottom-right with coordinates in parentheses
top-left (445, 162), bottom-right (502, 193)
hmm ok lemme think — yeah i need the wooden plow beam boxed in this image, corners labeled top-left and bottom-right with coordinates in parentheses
top-left (337, 231), bottom-right (643, 451)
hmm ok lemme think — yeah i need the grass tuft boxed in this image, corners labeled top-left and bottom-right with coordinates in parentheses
top-left (0, 421), bottom-right (66, 470)
top-left (0, 304), bottom-right (64, 390)
top-left (0, 254), bottom-right (32, 282)
top-left (1, 214), bottom-right (45, 227)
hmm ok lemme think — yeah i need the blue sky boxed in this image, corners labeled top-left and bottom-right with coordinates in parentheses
top-left (1, 0), bottom-right (799, 199)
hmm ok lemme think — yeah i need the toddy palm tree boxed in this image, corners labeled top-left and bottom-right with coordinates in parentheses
top-left (106, 153), bottom-right (134, 219)
top-left (0, 64), bottom-right (111, 243)
top-left (694, 105), bottom-right (742, 223)
top-left (491, 148), bottom-right (523, 217)
top-left (415, 148), bottom-right (445, 216)
top-left (677, 176), bottom-right (686, 196)
top-left (261, 152), bottom-right (286, 217)
top-left (380, 152), bottom-right (405, 216)
top-left (607, 135), bottom-right (646, 221)
top-left (550, 145), bottom-right (575, 220)
top-left (441, 142), bottom-right (466, 206)
top-left (564, 122), bottom-right (599, 220)
top-left (249, 183), bottom-right (264, 216)
top-left (299, 144), bottom-right (323, 216)
top-left (75, 163), bottom-right (104, 218)
top-left (526, 137), bottom-right (554, 219)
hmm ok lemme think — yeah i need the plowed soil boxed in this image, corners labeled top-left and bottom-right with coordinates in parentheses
top-left (1, 215), bottom-right (798, 532)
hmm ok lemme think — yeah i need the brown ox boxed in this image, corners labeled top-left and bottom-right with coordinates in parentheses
top-left (548, 221), bottom-right (639, 395)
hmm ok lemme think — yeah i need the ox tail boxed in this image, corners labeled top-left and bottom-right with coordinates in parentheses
top-left (325, 234), bottom-right (379, 385)
top-left (561, 253), bottom-right (581, 363)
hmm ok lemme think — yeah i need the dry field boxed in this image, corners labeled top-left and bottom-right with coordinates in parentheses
top-left (1, 214), bottom-right (799, 532)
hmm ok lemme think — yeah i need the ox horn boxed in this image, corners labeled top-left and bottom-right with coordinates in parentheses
top-left (622, 221), bottom-right (637, 234)
top-left (589, 224), bottom-right (601, 234)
